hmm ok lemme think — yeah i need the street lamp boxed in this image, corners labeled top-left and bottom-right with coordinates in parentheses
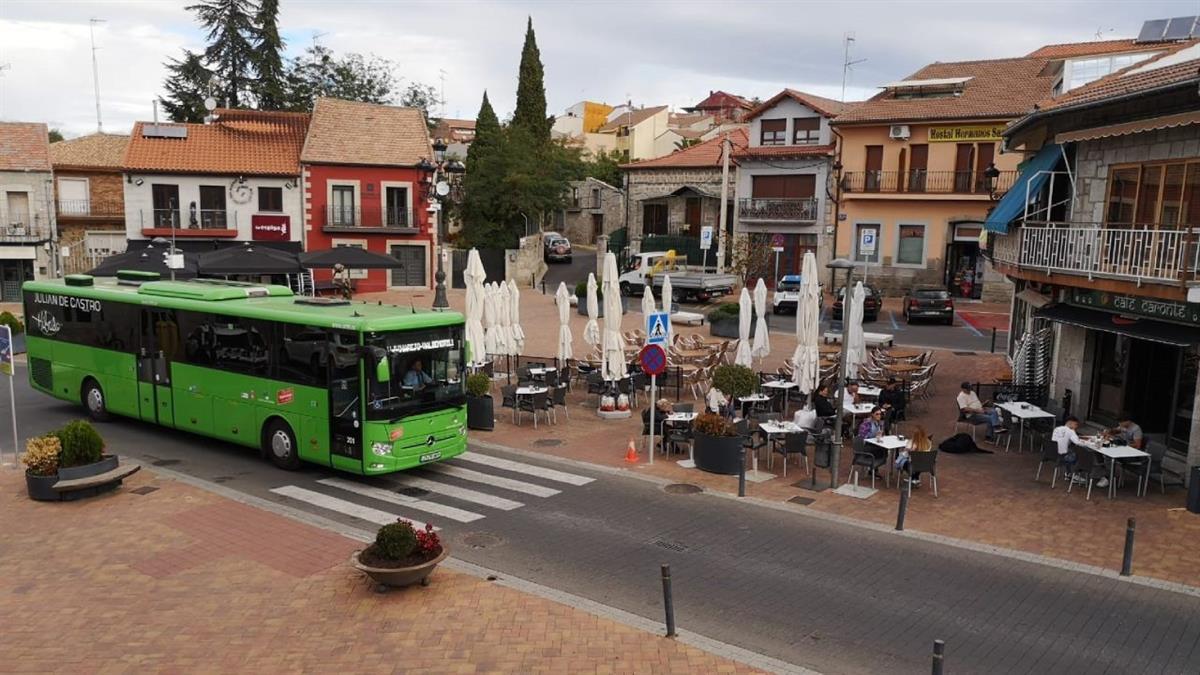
top-left (423, 138), bottom-right (465, 310)
top-left (826, 256), bottom-right (857, 488)
top-left (983, 162), bottom-right (1002, 201)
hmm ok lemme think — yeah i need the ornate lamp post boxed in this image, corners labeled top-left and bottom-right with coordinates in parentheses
top-left (983, 162), bottom-right (1002, 201)
top-left (421, 139), bottom-right (466, 310)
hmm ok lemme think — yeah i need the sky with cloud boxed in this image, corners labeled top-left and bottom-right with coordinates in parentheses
top-left (0, 0), bottom-right (1194, 136)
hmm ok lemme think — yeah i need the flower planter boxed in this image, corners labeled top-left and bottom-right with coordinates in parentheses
top-left (709, 317), bottom-right (757, 339)
top-left (352, 547), bottom-right (449, 590)
top-left (692, 432), bottom-right (744, 475)
top-left (24, 471), bottom-right (59, 502)
top-left (576, 292), bottom-right (628, 316)
top-left (26, 454), bottom-right (122, 502)
top-left (467, 395), bottom-right (494, 431)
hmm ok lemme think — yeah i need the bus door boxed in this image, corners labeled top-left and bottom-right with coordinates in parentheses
top-left (137, 309), bottom-right (177, 427)
top-left (329, 330), bottom-right (363, 473)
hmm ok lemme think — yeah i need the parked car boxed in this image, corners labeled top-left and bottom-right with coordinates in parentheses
top-left (544, 236), bottom-right (572, 263)
top-left (903, 286), bottom-right (955, 325)
top-left (830, 284), bottom-right (881, 322)
top-left (771, 275), bottom-right (822, 314)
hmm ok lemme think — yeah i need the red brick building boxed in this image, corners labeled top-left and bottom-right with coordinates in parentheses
top-left (301, 98), bottom-right (435, 292)
top-left (49, 133), bottom-right (129, 273)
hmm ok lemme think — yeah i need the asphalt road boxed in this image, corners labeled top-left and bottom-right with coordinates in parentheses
top-left (7, 368), bottom-right (1199, 674)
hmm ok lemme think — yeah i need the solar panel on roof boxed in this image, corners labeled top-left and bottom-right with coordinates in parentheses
top-left (1137, 19), bottom-right (1170, 42)
top-left (1163, 16), bottom-right (1198, 40)
top-left (142, 124), bottom-right (188, 139)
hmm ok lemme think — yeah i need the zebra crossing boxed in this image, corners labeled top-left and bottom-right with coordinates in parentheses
top-left (269, 451), bottom-right (595, 529)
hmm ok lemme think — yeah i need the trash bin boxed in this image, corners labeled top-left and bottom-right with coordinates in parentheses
top-left (1188, 466), bottom-right (1200, 514)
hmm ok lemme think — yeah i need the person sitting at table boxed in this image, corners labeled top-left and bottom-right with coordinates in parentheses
top-left (1104, 413), bottom-right (1144, 449)
top-left (843, 380), bottom-right (861, 407)
top-left (896, 425), bottom-right (933, 487)
top-left (403, 359), bottom-right (434, 390)
top-left (705, 385), bottom-right (729, 416)
top-left (1051, 416), bottom-right (1105, 487)
top-left (956, 382), bottom-right (1005, 442)
top-left (878, 377), bottom-right (906, 428)
top-left (655, 398), bottom-right (674, 417)
top-left (793, 404), bottom-right (820, 432)
top-left (812, 385), bottom-right (837, 419)
top-left (857, 406), bottom-right (886, 440)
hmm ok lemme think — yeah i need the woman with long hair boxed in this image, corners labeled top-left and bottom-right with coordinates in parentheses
top-left (897, 425), bottom-right (933, 487)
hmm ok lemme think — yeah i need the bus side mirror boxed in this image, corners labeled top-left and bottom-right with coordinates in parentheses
top-left (375, 355), bottom-right (390, 383)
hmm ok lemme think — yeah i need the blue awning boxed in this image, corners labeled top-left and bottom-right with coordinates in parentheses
top-left (984, 143), bottom-right (1062, 234)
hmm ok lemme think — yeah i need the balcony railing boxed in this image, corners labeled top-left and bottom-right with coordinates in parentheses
top-left (322, 206), bottom-right (417, 231)
top-left (566, 197), bottom-right (601, 210)
top-left (738, 197), bottom-right (819, 222)
top-left (55, 199), bottom-right (124, 218)
top-left (991, 222), bottom-right (1200, 284)
top-left (0, 220), bottom-right (50, 242)
top-left (145, 208), bottom-right (233, 230)
top-left (843, 170), bottom-right (1017, 195)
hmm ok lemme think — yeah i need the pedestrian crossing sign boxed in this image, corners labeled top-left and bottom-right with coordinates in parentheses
top-left (646, 312), bottom-right (670, 345)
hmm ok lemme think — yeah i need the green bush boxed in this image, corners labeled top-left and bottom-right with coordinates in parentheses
top-left (0, 311), bottom-right (23, 335)
top-left (705, 302), bottom-right (740, 324)
top-left (374, 520), bottom-right (418, 561)
top-left (711, 364), bottom-right (756, 400)
top-left (54, 420), bottom-right (105, 468)
top-left (466, 373), bottom-right (492, 398)
top-left (575, 279), bottom-right (603, 299)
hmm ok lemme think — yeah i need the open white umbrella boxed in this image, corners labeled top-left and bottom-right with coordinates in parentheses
top-left (508, 279), bottom-right (525, 355)
top-left (735, 286), bottom-right (753, 367)
top-left (845, 281), bottom-right (867, 380)
top-left (791, 252), bottom-right (821, 394)
top-left (661, 275), bottom-right (672, 317)
top-left (602, 252), bottom-right (627, 381)
top-left (463, 249), bottom-right (487, 365)
top-left (751, 278), bottom-right (770, 361)
top-left (483, 283), bottom-right (500, 356)
top-left (584, 273), bottom-right (601, 350)
top-left (555, 282), bottom-right (573, 364)
top-left (641, 283), bottom-right (656, 320)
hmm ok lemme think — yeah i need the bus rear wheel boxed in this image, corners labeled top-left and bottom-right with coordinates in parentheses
top-left (264, 420), bottom-right (300, 471)
top-left (82, 379), bottom-right (110, 422)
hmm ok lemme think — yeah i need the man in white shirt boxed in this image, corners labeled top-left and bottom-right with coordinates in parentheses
top-left (956, 382), bottom-right (1005, 442)
top-left (842, 381), bottom-right (860, 408)
top-left (1051, 416), bottom-right (1104, 486)
top-left (706, 386), bottom-right (728, 415)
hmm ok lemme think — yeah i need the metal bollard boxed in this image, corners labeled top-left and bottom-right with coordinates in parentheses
top-left (932, 639), bottom-right (945, 675)
top-left (738, 447), bottom-right (747, 497)
top-left (896, 483), bottom-right (909, 531)
top-left (1121, 517), bottom-right (1136, 576)
top-left (661, 564), bottom-right (676, 638)
top-left (990, 327), bottom-right (997, 353)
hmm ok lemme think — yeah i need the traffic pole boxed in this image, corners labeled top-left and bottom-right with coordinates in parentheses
top-left (931, 639), bottom-right (945, 675)
top-left (661, 563), bottom-right (676, 637)
top-left (1121, 517), bottom-right (1136, 576)
top-left (648, 374), bottom-right (657, 465)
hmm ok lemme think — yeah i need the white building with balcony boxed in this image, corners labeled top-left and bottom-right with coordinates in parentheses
top-left (732, 90), bottom-right (848, 283)
top-left (0, 122), bottom-right (55, 300)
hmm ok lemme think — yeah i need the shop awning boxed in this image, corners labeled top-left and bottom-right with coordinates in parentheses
top-left (984, 143), bottom-right (1062, 235)
top-left (1035, 303), bottom-right (1200, 347)
top-left (1055, 111), bottom-right (1200, 144)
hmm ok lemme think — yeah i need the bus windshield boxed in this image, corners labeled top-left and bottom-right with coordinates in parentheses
top-left (365, 326), bottom-right (465, 420)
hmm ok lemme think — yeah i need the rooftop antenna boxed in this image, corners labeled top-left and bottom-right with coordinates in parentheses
top-left (311, 30), bottom-right (328, 48)
top-left (840, 32), bottom-right (867, 104)
top-left (90, 18), bottom-right (106, 132)
top-left (153, 99), bottom-right (159, 125)
top-left (0, 63), bottom-right (9, 117)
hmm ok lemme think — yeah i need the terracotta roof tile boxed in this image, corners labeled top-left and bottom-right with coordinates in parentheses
top-left (49, 133), bottom-right (129, 170)
top-left (1026, 39), bottom-right (1179, 59)
top-left (301, 98), bottom-right (431, 166)
top-left (621, 128), bottom-right (748, 170)
top-left (124, 109), bottom-right (308, 176)
top-left (746, 89), bottom-right (852, 120)
top-left (0, 122), bottom-right (51, 172)
top-left (597, 106), bottom-right (668, 132)
top-left (690, 91), bottom-right (752, 111)
top-left (733, 143), bottom-right (835, 160)
top-left (833, 57), bottom-right (1054, 125)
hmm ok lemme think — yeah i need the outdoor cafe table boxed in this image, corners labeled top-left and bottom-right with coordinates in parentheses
top-left (665, 412), bottom-right (698, 424)
top-left (996, 401), bottom-right (1055, 451)
top-left (762, 379), bottom-right (798, 415)
top-left (884, 348), bottom-right (922, 359)
top-left (1079, 437), bottom-right (1151, 499)
top-left (885, 362), bottom-right (923, 374)
top-left (674, 348), bottom-right (710, 361)
top-left (818, 344), bottom-right (842, 355)
top-left (737, 393), bottom-right (772, 417)
top-left (758, 420), bottom-right (813, 474)
top-left (513, 386), bottom-right (549, 426)
top-left (858, 385), bottom-right (882, 399)
top-left (866, 435), bottom-right (908, 483)
top-left (844, 402), bottom-right (875, 419)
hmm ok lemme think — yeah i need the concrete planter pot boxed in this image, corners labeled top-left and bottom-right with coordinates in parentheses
top-left (575, 291), bottom-right (628, 316)
top-left (693, 433), bottom-right (743, 475)
top-left (352, 547), bottom-right (449, 590)
top-left (24, 471), bottom-right (59, 502)
top-left (708, 314), bottom-right (758, 339)
top-left (467, 395), bottom-right (494, 431)
top-left (26, 454), bottom-right (121, 502)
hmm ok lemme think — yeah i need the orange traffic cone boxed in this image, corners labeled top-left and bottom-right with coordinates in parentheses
top-left (624, 438), bottom-right (639, 464)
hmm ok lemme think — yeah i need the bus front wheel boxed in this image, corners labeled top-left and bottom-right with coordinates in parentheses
top-left (82, 379), bottom-right (110, 422)
top-left (263, 419), bottom-right (300, 471)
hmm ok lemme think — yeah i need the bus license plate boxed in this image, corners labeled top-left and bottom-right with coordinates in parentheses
top-left (419, 451), bottom-right (442, 463)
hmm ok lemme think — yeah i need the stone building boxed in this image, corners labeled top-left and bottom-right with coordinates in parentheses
top-left (49, 133), bottom-right (129, 274)
top-left (988, 36), bottom-right (1200, 474)
top-left (0, 122), bottom-right (55, 300)
top-left (620, 129), bottom-right (747, 265)
top-left (554, 177), bottom-right (624, 245)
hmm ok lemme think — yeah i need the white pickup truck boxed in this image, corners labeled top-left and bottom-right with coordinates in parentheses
top-left (616, 251), bottom-right (737, 303)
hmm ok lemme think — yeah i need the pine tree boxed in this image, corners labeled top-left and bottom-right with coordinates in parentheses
top-left (462, 91), bottom-right (514, 248)
top-left (186, 0), bottom-right (257, 108)
top-left (511, 17), bottom-right (550, 142)
top-left (251, 0), bottom-right (286, 108)
top-left (160, 50), bottom-right (213, 122)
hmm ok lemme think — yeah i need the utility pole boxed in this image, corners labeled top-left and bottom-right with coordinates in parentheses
top-left (438, 69), bottom-right (447, 119)
top-left (716, 135), bottom-right (731, 274)
top-left (90, 18), bottom-right (106, 132)
top-left (0, 64), bottom-right (11, 118)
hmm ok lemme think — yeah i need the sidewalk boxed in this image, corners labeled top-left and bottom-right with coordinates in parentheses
top-left (0, 469), bottom-right (758, 673)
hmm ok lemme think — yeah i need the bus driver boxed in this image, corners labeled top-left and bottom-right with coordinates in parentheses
top-left (403, 358), bottom-right (434, 390)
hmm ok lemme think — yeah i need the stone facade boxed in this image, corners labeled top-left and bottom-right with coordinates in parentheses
top-left (558, 178), bottom-right (625, 245)
top-left (506, 233), bottom-right (549, 287)
top-left (1073, 124), bottom-right (1199, 223)
top-left (625, 167), bottom-right (736, 247)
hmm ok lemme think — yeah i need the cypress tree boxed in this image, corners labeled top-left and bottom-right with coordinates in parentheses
top-left (462, 91), bottom-right (514, 248)
top-left (186, 0), bottom-right (257, 107)
top-left (252, 0), bottom-right (286, 109)
top-left (511, 17), bottom-right (550, 142)
top-left (160, 50), bottom-right (213, 122)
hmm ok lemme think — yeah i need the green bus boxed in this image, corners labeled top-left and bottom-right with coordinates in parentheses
top-left (22, 273), bottom-right (468, 474)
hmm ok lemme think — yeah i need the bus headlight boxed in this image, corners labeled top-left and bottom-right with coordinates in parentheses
top-left (370, 442), bottom-right (393, 456)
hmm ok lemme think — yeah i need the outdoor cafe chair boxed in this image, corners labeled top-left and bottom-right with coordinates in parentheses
top-left (771, 430), bottom-right (809, 477)
top-left (1065, 445), bottom-right (1106, 500)
top-left (1146, 444), bottom-right (1186, 495)
top-left (664, 422), bottom-right (692, 457)
top-left (672, 402), bottom-right (694, 413)
top-left (585, 371), bottom-right (606, 398)
top-left (1035, 439), bottom-right (1070, 488)
top-left (998, 408), bottom-right (1018, 453)
top-left (901, 448), bottom-right (939, 497)
top-left (551, 384), bottom-right (569, 422)
top-left (516, 390), bottom-right (549, 428)
top-left (500, 385), bottom-right (518, 422)
top-left (848, 437), bottom-right (888, 490)
top-left (954, 405), bottom-right (989, 441)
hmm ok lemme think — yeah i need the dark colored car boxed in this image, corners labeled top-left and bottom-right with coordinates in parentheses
top-left (830, 284), bottom-right (881, 322)
top-left (903, 286), bottom-right (955, 325)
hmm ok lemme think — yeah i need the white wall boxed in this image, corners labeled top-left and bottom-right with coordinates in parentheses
top-left (553, 114), bottom-right (584, 138)
top-left (123, 173), bottom-right (303, 243)
top-left (0, 170), bottom-right (55, 279)
top-left (747, 98), bottom-right (832, 148)
top-left (630, 109), bottom-right (669, 160)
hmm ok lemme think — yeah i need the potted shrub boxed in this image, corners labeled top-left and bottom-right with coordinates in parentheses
top-left (711, 364), bottom-right (757, 401)
top-left (22, 420), bottom-right (123, 501)
top-left (692, 412), bottom-right (744, 475)
top-left (352, 518), bottom-right (448, 590)
top-left (0, 310), bottom-right (23, 335)
top-left (707, 302), bottom-right (758, 338)
top-left (575, 279), bottom-right (628, 316)
top-left (465, 372), bottom-right (494, 431)
top-left (21, 435), bottom-right (62, 501)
